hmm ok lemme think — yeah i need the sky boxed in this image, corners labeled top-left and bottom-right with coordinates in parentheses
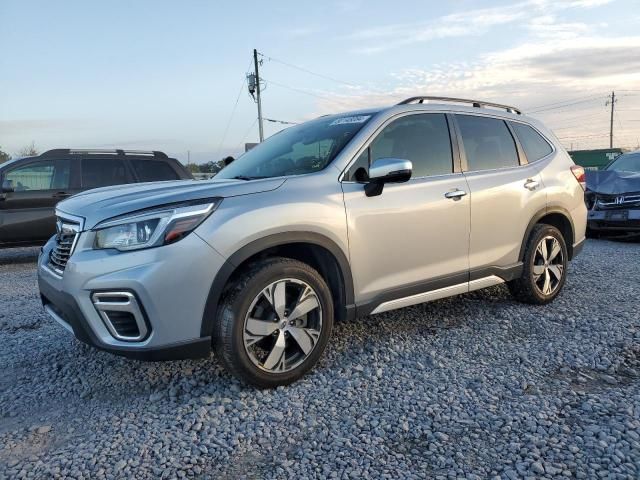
top-left (1, 0), bottom-right (639, 164)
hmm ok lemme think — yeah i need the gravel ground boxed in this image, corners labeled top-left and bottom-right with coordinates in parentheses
top-left (0, 240), bottom-right (639, 479)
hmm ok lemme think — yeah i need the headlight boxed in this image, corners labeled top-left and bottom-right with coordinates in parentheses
top-left (93, 199), bottom-right (221, 251)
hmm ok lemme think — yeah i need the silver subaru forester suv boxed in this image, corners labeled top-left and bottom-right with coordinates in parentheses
top-left (38, 97), bottom-right (587, 387)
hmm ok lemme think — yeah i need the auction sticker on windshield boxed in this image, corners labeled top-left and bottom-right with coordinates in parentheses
top-left (329, 115), bottom-right (371, 126)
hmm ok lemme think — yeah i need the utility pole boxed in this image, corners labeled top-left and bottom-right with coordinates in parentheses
top-left (253, 49), bottom-right (264, 142)
top-left (607, 91), bottom-right (616, 149)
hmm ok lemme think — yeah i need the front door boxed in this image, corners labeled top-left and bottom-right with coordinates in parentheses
top-left (0, 158), bottom-right (72, 245)
top-left (342, 113), bottom-right (470, 309)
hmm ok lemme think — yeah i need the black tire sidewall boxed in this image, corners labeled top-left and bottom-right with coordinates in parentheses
top-left (224, 260), bottom-right (334, 387)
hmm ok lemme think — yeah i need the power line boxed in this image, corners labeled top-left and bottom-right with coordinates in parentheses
top-left (257, 51), bottom-right (358, 88)
top-left (216, 59), bottom-right (254, 159)
top-left (236, 118), bottom-right (259, 151)
top-left (557, 133), bottom-right (611, 140)
top-left (262, 77), bottom-right (334, 100)
top-left (528, 95), bottom-right (608, 114)
top-left (523, 93), bottom-right (606, 112)
top-left (216, 75), bottom-right (248, 160)
top-left (262, 77), bottom-right (357, 108)
top-left (263, 117), bottom-right (298, 125)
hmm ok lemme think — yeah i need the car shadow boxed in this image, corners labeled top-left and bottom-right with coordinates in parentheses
top-left (0, 247), bottom-right (40, 266)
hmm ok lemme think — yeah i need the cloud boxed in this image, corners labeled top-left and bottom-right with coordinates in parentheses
top-left (308, 30), bottom-right (640, 149)
top-left (348, 3), bottom-right (529, 54)
top-left (525, 45), bottom-right (640, 78)
top-left (347, 0), bottom-right (616, 54)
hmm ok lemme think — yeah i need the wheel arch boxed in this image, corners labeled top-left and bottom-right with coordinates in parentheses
top-left (519, 207), bottom-right (576, 261)
top-left (201, 232), bottom-right (355, 338)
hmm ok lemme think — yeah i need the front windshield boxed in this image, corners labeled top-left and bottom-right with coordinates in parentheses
top-left (606, 153), bottom-right (640, 173)
top-left (216, 114), bottom-right (374, 180)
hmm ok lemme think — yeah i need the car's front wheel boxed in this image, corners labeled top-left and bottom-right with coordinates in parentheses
top-left (213, 257), bottom-right (334, 388)
top-left (508, 224), bottom-right (568, 305)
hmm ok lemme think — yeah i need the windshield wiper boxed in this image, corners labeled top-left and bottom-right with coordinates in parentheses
top-left (232, 175), bottom-right (268, 181)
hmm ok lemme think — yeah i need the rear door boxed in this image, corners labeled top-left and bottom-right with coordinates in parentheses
top-left (455, 114), bottom-right (547, 276)
top-left (0, 158), bottom-right (72, 244)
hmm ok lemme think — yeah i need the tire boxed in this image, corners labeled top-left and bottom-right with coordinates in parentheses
top-left (213, 257), bottom-right (334, 388)
top-left (508, 224), bottom-right (569, 305)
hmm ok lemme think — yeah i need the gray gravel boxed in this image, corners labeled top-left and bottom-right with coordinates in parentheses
top-left (1, 240), bottom-right (639, 479)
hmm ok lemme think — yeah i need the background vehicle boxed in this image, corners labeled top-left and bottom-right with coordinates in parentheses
top-left (585, 150), bottom-right (640, 237)
top-left (0, 149), bottom-right (192, 248)
top-left (37, 97), bottom-right (587, 388)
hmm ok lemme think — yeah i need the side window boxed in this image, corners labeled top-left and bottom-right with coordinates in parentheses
top-left (5, 160), bottom-right (70, 191)
top-left (345, 113), bottom-right (453, 181)
top-left (131, 160), bottom-right (180, 182)
top-left (82, 158), bottom-right (128, 189)
top-left (510, 122), bottom-right (553, 162)
top-left (457, 115), bottom-right (519, 171)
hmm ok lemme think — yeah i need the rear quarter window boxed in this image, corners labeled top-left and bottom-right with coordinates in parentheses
top-left (131, 160), bottom-right (180, 182)
top-left (510, 122), bottom-right (553, 162)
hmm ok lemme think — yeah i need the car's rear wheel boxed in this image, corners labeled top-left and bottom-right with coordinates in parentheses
top-left (508, 224), bottom-right (568, 305)
top-left (213, 257), bottom-right (333, 388)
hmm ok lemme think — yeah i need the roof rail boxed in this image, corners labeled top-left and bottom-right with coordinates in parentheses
top-left (398, 96), bottom-right (521, 115)
top-left (41, 149), bottom-right (168, 159)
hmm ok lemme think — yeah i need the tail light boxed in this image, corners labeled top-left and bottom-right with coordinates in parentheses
top-left (570, 165), bottom-right (586, 191)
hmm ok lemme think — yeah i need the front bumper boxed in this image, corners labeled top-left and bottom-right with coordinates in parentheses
top-left (37, 232), bottom-right (226, 360)
top-left (587, 208), bottom-right (640, 232)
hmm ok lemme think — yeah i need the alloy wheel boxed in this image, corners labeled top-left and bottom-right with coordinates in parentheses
top-left (243, 278), bottom-right (323, 373)
top-left (532, 235), bottom-right (565, 295)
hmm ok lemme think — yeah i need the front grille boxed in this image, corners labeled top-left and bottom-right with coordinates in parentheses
top-left (48, 218), bottom-right (80, 275)
top-left (595, 193), bottom-right (640, 210)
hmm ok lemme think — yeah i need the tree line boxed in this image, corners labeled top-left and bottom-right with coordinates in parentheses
top-left (0, 142), bottom-right (39, 164)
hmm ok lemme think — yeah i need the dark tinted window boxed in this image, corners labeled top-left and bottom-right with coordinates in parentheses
top-left (511, 122), bottom-right (552, 162)
top-left (5, 160), bottom-right (70, 191)
top-left (345, 113), bottom-right (452, 181)
top-left (82, 158), bottom-right (128, 188)
top-left (131, 160), bottom-right (180, 182)
top-left (457, 115), bottom-right (519, 171)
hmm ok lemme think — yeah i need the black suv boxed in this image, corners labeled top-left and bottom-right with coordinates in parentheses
top-left (0, 149), bottom-right (192, 248)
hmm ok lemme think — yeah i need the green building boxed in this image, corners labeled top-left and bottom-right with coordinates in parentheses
top-left (568, 148), bottom-right (623, 171)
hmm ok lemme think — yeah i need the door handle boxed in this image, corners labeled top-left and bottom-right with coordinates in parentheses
top-left (524, 179), bottom-right (540, 191)
top-left (444, 189), bottom-right (467, 200)
top-left (53, 192), bottom-right (71, 199)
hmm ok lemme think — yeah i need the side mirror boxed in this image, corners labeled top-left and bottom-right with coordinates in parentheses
top-left (365, 158), bottom-right (412, 197)
top-left (1, 179), bottom-right (14, 193)
top-left (223, 156), bottom-right (235, 166)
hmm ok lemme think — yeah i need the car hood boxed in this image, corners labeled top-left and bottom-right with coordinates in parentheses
top-left (57, 177), bottom-right (286, 229)
top-left (585, 170), bottom-right (640, 195)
